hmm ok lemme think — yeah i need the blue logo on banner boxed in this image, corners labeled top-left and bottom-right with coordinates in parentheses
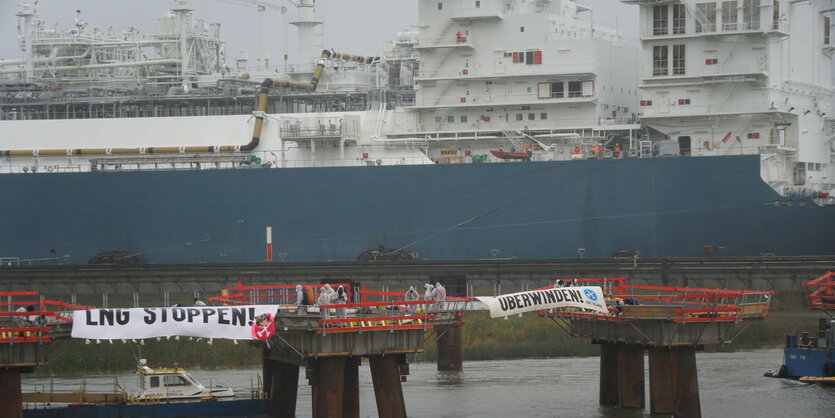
top-left (583, 288), bottom-right (598, 302)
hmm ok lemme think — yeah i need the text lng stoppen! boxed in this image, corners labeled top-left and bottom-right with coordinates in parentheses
top-left (71, 305), bottom-right (279, 340)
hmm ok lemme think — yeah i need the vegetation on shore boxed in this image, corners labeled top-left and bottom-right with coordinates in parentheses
top-left (38, 292), bottom-right (818, 374)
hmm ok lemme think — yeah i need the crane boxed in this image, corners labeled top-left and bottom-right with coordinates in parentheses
top-left (215, 0), bottom-right (286, 71)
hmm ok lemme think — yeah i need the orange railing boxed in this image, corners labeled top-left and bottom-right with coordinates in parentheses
top-left (535, 278), bottom-right (774, 323)
top-left (803, 272), bottom-right (835, 310)
top-left (0, 291), bottom-right (94, 343)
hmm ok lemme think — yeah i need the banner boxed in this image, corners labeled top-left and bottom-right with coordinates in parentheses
top-left (71, 305), bottom-right (279, 341)
top-left (477, 286), bottom-right (608, 318)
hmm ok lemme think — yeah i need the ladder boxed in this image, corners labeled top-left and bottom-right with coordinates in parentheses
top-left (502, 129), bottom-right (526, 149)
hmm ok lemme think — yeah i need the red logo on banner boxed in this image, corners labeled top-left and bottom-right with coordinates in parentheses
top-left (250, 313), bottom-right (276, 340)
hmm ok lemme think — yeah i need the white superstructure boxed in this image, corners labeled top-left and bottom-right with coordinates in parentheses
top-left (2, 0), bottom-right (832, 201)
top-left (623, 0), bottom-right (835, 199)
top-left (386, 0), bottom-right (642, 162)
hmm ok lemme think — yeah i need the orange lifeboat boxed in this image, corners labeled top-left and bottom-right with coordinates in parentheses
top-left (490, 149), bottom-right (530, 160)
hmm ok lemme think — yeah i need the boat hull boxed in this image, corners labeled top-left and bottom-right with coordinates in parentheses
top-left (1, 155), bottom-right (833, 263)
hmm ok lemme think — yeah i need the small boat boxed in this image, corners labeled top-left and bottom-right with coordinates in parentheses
top-left (135, 359), bottom-right (234, 401)
top-left (490, 149), bottom-right (530, 160)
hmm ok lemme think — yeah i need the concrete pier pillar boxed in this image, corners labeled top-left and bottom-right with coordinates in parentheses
top-left (671, 347), bottom-right (701, 418)
top-left (599, 343), bottom-right (620, 405)
top-left (617, 345), bottom-right (645, 409)
top-left (262, 350), bottom-right (273, 397)
top-left (436, 325), bottom-right (463, 371)
top-left (648, 348), bottom-right (674, 415)
top-left (0, 368), bottom-right (23, 418)
top-left (433, 275), bottom-right (466, 371)
top-left (342, 358), bottom-right (360, 418)
top-left (269, 360), bottom-right (300, 418)
top-left (369, 355), bottom-right (407, 418)
top-left (311, 357), bottom-right (346, 418)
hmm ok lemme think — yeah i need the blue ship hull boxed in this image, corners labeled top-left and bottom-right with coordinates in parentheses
top-left (24, 399), bottom-right (269, 418)
top-left (1, 155), bottom-right (833, 263)
top-left (784, 347), bottom-right (835, 378)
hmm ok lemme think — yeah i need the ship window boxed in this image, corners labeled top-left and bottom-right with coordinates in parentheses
top-left (722, 1), bottom-right (738, 31)
top-left (150, 377), bottom-right (160, 388)
top-left (520, 26), bottom-right (525, 33)
top-left (475, 1), bottom-right (480, 8)
top-left (743, 0), bottom-right (759, 30)
top-left (673, 45), bottom-right (686, 75)
top-left (438, 2), bottom-right (443, 10)
top-left (448, 116), bottom-right (455, 123)
top-left (653, 5), bottom-right (669, 36)
top-left (460, 115), bottom-right (468, 123)
top-left (540, 113), bottom-right (547, 120)
top-left (528, 113), bottom-right (535, 120)
top-left (773, 1), bottom-right (780, 30)
top-left (568, 81), bottom-right (583, 97)
top-left (825, 16), bottom-right (831, 45)
top-left (164, 376), bottom-right (188, 386)
top-left (516, 114), bottom-right (523, 121)
top-left (525, 51), bottom-right (534, 65)
top-left (551, 82), bottom-right (564, 98)
top-left (653, 46), bottom-right (669, 76)
top-left (672, 5), bottom-right (686, 35)
top-left (696, 3), bottom-right (716, 33)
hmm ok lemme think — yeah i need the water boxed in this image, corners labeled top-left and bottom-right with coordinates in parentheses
top-left (22, 349), bottom-right (834, 417)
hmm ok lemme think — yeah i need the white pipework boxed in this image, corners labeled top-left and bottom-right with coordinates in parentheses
top-left (16, 3), bottom-right (36, 82)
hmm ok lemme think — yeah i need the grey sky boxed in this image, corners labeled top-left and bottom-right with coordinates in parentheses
top-left (0, 0), bottom-right (639, 65)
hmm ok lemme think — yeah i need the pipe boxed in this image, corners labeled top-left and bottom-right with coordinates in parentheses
top-left (0, 59), bottom-right (182, 75)
top-left (1, 50), bottom-right (375, 159)
top-left (248, 50), bottom-right (378, 148)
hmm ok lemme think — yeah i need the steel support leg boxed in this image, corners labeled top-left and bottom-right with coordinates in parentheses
top-left (311, 357), bottom-right (346, 418)
top-left (369, 355), bottom-right (407, 418)
top-left (649, 348), bottom-right (674, 415)
top-left (342, 357), bottom-right (360, 418)
top-left (436, 325), bottom-right (463, 371)
top-left (262, 350), bottom-right (273, 398)
top-left (0, 368), bottom-right (22, 418)
top-left (599, 343), bottom-right (620, 405)
top-left (617, 345), bottom-right (645, 409)
top-left (671, 347), bottom-right (701, 418)
top-left (270, 360), bottom-right (300, 418)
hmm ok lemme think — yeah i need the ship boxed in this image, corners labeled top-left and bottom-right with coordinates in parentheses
top-left (0, 0), bottom-right (833, 265)
top-left (765, 272), bottom-right (834, 384)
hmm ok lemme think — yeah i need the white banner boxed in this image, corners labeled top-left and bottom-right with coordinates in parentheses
top-left (71, 305), bottom-right (280, 341)
top-left (477, 286), bottom-right (608, 318)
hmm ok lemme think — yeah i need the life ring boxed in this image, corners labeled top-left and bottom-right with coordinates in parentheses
top-left (47, 165), bottom-right (53, 172)
top-left (410, 250), bottom-right (419, 259)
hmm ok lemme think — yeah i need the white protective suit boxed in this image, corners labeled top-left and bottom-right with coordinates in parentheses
top-left (332, 285), bottom-right (348, 319)
top-left (434, 282), bottom-right (447, 310)
top-left (318, 287), bottom-right (331, 320)
top-left (295, 285), bottom-right (306, 314)
top-left (424, 283), bottom-right (435, 311)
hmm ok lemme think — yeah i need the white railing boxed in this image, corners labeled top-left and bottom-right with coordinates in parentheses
top-left (416, 63), bottom-right (596, 80)
top-left (415, 115), bottom-right (626, 133)
top-left (449, 3), bottom-right (505, 19)
top-left (416, 92), bottom-right (594, 107)
top-left (643, 101), bottom-right (773, 117)
top-left (0, 154), bottom-right (438, 174)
